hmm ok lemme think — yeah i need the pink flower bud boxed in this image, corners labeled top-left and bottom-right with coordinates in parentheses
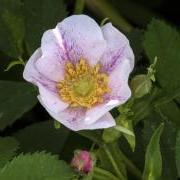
top-left (71, 150), bottom-right (93, 173)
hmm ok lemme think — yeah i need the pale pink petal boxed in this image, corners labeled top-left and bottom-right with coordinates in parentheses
top-left (35, 28), bottom-right (67, 82)
top-left (57, 15), bottom-right (106, 65)
top-left (35, 54), bottom-right (65, 82)
top-left (37, 83), bottom-right (68, 114)
top-left (100, 23), bottom-right (134, 73)
top-left (88, 112), bottom-right (115, 130)
top-left (23, 48), bottom-right (42, 84)
top-left (41, 28), bottom-right (66, 58)
top-left (108, 58), bottom-right (132, 101)
top-left (37, 97), bottom-right (115, 131)
top-left (23, 48), bottom-right (57, 92)
top-left (85, 100), bottom-right (120, 125)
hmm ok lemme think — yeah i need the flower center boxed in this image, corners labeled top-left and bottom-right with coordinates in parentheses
top-left (73, 75), bottom-right (94, 97)
top-left (57, 58), bottom-right (110, 108)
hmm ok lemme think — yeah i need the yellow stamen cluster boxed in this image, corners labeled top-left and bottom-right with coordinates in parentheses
top-left (57, 58), bottom-right (110, 108)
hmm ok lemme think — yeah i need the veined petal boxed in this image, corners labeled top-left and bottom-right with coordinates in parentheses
top-left (57, 15), bottom-right (106, 65)
top-left (88, 112), bottom-right (115, 130)
top-left (23, 48), bottom-right (57, 92)
top-left (35, 54), bottom-right (65, 82)
top-left (35, 28), bottom-right (67, 82)
top-left (23, 48), bottom-right (42, 84)
top-left (37, 98), bottom-right (115, 131)
top-left (108, 58), bottom-right (132, 101)
top-left (37, 83), bottom-right (69, 114)
top-left (101, 23), bottom-right (134, 73)
top-left (85, 100), bottom-right (120, 125)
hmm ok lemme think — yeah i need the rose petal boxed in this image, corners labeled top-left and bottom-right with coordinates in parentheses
top-left (89, 112), bottom-right (115, 129)
top-left (23, 48), bottom-right (57, 92)
top-left (108, 58), bottom-right (132, 101)
top-left (23, 48), bottom-right (42, 84)
top-left (100, 23), bottom-right (134, 73)
top-left (37, 97), bottom-right (115, 131)
top-left (35, 54), bottom-right (65, 82)
top-left (85, 100), bottom-right (120, 125)
top-left (35, 28), bottom-right (67, 82)
top-left (37, 83), bottom-right (68, 114)
top-left (57, 15), bottom-right (106, 65)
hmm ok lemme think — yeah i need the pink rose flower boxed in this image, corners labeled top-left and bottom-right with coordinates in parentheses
top-left (23, 15), bottom-right (134, 131)
top-left (71, 150), bottom-right (93, 173)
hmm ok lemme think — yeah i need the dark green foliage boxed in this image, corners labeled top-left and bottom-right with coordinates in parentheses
top-left (0, 81), bottom-right (37, 130)
top-left (13, 121), bottom-right (70, 154)
top-left (0, 137), bottom-right (19, 168)
top-left (144, 19), bottom-right (180, 98)
top-left (0, 0), bottom-right (25, 58)
top-left (24, 0), bottom-right (67, 54)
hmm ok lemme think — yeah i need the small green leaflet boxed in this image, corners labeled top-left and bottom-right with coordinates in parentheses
top-left (143, 123), bottom-right (164, 180)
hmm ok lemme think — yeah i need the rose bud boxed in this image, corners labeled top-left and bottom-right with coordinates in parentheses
top-left (71, 150), bottom-right (94, 173)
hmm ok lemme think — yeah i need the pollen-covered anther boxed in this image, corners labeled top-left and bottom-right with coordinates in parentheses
top-left (57, 58), bottom-right (110, 108)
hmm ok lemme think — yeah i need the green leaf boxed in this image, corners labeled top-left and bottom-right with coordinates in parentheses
top-left (0, 137), bottom-right (19, 168)
top-left (0, 0), bottom-right (25, 57)
top-left (143, 19), bottom-right (180, 98)
top-left (115, 116), bottom-right (136, 151)
top-left (13, 121), bottom-right (69, 154)
top-left (175, 130), bottom-right (180, 177)
top-left (143, 123), bottom-right (164, 180)
top-left (0, 152), bottom-right (75, 180)
top-left (114, 125), bottom-right (134, 137)
top-left (118, 123), bottom-right (135, 152)
top-left (143, 103), bottom-right (178, 180)
top-left (0, 81), bottom-right (37, 130)
top-left (24, 0), bottom-right (67, 54)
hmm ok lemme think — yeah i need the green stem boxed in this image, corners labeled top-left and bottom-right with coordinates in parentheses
top-left (74, 0), bottom-right (85, 14)
top-left (103, 144), bottom-right (126, 179)
top-left (4, 57), bottom-right (25, 72)
top-left (119, 150), bottom-right (142, 180)
top-left (94, 167), bottom-right (119, 180)
top-left (90, 142), bottom-right (96, 151)
top-left (85, 0), bottom-right (133, 32)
